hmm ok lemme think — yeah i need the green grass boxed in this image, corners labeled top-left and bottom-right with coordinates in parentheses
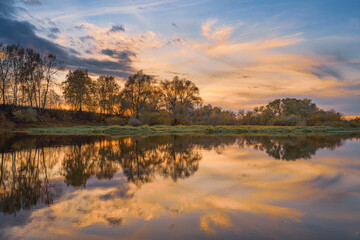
top-left (26, 125), bottom-right (360, 136)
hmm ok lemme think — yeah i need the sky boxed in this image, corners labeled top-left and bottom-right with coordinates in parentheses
top-left (0, 0), bottom-right (359, 115)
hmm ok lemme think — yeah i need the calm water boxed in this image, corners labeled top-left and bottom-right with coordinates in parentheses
top-left (0, 134), bottom-right (360, 240)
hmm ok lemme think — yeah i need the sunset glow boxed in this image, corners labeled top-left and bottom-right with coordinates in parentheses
top-left (1, 0), bottom-right (359, 114)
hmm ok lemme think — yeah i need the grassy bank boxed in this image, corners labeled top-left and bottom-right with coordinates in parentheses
top-left (27, 125), bottom-right (360, 136)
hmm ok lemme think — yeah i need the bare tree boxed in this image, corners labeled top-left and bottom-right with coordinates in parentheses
top-left (34, 54), bottom-right (64, 111)
top-left (0, 44), bottom-right (11, 106)
top-left (5, 45), bottom-right (25, 107)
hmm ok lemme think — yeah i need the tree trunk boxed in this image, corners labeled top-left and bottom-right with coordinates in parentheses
top-left (1, 87), bottom-right (4, 106)
top-left (42, 80), bottom-right (49, 112)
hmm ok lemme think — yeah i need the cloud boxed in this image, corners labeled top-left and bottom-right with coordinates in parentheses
top-left (166, 38), bottom-right (186, 45)
top-left (0, 1), bottom-right (16, 18)
top-left (132, 18), bottom-right (360, 114)
top-left (101, 49), bottom-right (135, 61)
top-left (46, 0), bottom-right (159, 23)
top-left (50, 27), bottom-right (60, 33)
top-left (0, 17), bottom-right (132, 77)
top-left (79, 35), bottom-right (94, 42)
top-left (47, 26), bottom-right (60, 39)
top-left (110, 24), bottom-right (125, 32)
top-left (61, 22), bottom-right (162, 65)
top-left (21, 0), bottom-right (43, 6)
top-left (0, 1), bottom-right (134, 77)
top-left (201, 19), bottom-right (234, 41)
top-left (201, 19), bottom-right (217, 38)
top-left (2, 0), bottom-right (359, 114)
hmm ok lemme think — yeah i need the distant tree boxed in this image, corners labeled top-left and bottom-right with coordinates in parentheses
top-left (35, 53), bottom-right (64, 111)
top-left (62, 69), bottom-right (93, 112)
top-left (237, 98), bottom-right (345, 126)
top-left (121, 70), bottom-right (155, 119)
top-left (0, 43), bottom-right (63, 109)
top-left (0, 43), bottom-right (11, 106)
top-left (7, 45), bottom-right (25, 106)
top-left (192, 104), bottom-right (237, 125)
top-left (161, 76), bottom-right (202, 125)
top-left (21, 48), bottom-right (42, 108)
top-left (281, 98), bottom-right (317, 117)
top-left (94, 75), bottom-right (119, 115)
top-left (47, 89), bottom-right (61, 109)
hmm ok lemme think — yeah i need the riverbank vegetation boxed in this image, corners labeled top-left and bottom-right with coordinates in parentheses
top-left (1, 43), bottom-right (359, 131)
top-left (27, 125), bottom-right (360, 136)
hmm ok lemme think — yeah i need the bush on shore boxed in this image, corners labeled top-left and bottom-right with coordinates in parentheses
top-left (105, 116), bottom-right (127, 126)
top-left (128, 115), bottom-right (141, 127)
top-left (13, 108), bottom-right (37, 123)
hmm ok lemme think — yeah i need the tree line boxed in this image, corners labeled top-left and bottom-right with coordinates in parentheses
top-left (0, 43), bottom-right (63, 111)
top-left (237, 98), bottom-right (355, 127)
top-left (62, 69), bottom-right (204, 125)
top-left (1, 43), bottom-right (359, 127)
top-left (60, 70), bottom-right (360, 127)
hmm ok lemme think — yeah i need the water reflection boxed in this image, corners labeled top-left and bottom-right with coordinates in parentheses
top-left (237, 134), bottom-right (358, 160)
top-left (0, 148), bottom-right (61, 215)
top-left (0, 133), bottom-right (359, 239)
top-left (1, 133), bottom-right (358, 215)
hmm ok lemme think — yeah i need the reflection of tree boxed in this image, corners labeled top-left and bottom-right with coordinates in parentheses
top-left (113, 136), bottom-right (202, 186)
top-left (159, 136), bottom-right (201, 182)
top-left (237, 134), bottom-right (356, 161)
top-left (0, 148), bottom-right (59, 215)
top-left (97, 141), bottom-right (118, 180)
top-left (1, 133), bottom-right (359, 214)
top-left (62, 144), bottom-right (95, 188)
top-left (117, 139), bottom-right (160, 186)
top-left (61, 135), bottom-right (206, 187)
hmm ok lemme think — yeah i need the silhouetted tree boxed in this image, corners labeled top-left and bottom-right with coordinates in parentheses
top-left (0, 43), bottom-right (11, 106)
top-left (62, 69), bottom-right (93, 112)
top-left (238, 98), bottom-right (344, 126)
top-left (161, 76), bottom-right (202, 125)
top-left (121, 70), bottom-right (155, 120)
top-left (35, 53), bottom-right (64, 111)
top-left (94, 75), bottom-right (119, 116)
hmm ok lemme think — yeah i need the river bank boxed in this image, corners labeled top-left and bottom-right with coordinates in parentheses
top-left (26, 125), bottom-right (360, 136)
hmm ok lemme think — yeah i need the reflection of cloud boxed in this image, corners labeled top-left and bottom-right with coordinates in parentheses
top-left (200, 211), bottom-right (233, 234)
top-left (6, 178), bottom-right (165, 239)
top-left (4, 141), bottom-right (360, 239)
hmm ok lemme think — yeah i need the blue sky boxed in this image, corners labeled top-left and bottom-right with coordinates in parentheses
top-left (1, 0), bottom-right (359, 114)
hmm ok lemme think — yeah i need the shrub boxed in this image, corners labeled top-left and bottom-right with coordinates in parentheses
top-left (105, 116), bottom-right (127, 126)
top-left (13, 108), bottom-right (37, 123)
top-left (128, 115), bottom-right (141, 126)
top-left (0, 111), bottom-right (14, 129)
top-left (282, 114), bottom-right (306, 126)
top-left (140, 111), bottom-right (171, 125)
top-left (349, 120), bottom-right (360, 128)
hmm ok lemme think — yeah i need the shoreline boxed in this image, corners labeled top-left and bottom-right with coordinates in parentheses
top-left (23, 125), bottom-right (360, 136)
